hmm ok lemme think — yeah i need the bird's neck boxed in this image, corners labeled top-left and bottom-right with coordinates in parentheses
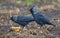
top-left (33, 11), bottom-right (39, 15)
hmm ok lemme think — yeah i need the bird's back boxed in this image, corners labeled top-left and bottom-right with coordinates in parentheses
top-left (17, 15), bottom-right (34, 22)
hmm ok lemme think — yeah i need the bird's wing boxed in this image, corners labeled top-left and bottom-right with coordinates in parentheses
top-left (17, 15), bottom-right (34, 22)
top-left (35, 13), bottom-right (51, 23)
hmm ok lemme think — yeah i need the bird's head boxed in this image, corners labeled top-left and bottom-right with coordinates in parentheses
top-left (29, 6), bottom-right (38, 14)
top-left (10, 15), bottom-right (18, 22)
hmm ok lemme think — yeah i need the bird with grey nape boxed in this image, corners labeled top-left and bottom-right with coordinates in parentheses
top-left (29, 6), bottom-right (56, 28)
top-left (10, 15), bottom-right (34, 29)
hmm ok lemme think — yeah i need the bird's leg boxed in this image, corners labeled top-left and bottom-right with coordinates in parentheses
top-left (40, 24), bottom-right (44, 30)
top-left (44, 25), bottom-right (50, 32)
top-left (40, 25), bottom-right (52, 35)
top-left (44, 25), bottom-right (49, 30)
top-left (21, 26), bottom-right (24, 30)
top-left (39, 25), bottom-right (50, 33)
top-left (37, 24), bottom-right (41, 29)
top-left (43, 25), bottom-right (53, 34)
top-left (47, 25), bottom-right (55, 31)
top-left (37, 24), bottom-right (44, 33)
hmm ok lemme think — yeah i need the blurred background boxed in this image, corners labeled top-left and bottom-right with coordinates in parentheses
top-left (0, 0), bottom-right (60, 38)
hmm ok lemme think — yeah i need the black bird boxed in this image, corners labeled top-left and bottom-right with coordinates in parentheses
top-left (29, 6), bottom-right (55, 27)
top-left (10, 15), bottom-right (34, 27)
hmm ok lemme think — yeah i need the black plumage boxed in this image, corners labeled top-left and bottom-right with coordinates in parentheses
top-left (29, 7), bottom-right (55, 27)
top-left (11, 15), bottom-right (34, 27)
